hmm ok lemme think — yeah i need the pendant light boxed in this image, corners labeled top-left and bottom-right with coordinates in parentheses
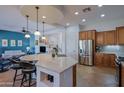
top-left (42, 21), bottom-right (46, 40)
top-left (34, 6), bottom-right (41, 36)
top-left (25, 15), bottom-right (30, 38)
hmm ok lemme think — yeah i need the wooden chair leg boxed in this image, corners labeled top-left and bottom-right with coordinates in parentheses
top-left (20, 74), bottom-right (25, 87)
top-left (29, 74), bottom-right (32, 87)
top-left (13, 70), bottom-right (17, 86)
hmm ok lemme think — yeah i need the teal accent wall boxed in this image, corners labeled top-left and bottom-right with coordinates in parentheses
top-left (0, 30), bottom-right (35, 55)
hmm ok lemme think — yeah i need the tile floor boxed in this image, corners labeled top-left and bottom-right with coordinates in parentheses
top-left (77, 64), bottom-right (117, 87)
top-left (0, 64), bottom-right (117, 87)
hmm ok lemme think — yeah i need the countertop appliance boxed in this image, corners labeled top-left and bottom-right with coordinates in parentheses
top-left (79, 40), bottom-right (93, 66)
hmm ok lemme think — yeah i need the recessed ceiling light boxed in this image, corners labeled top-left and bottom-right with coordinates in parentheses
top-left (82, 19), bottom-right (86, 22)
top-left (42, 16), bottom-right (46, 19)
top-left (74, 11), bottom-right (79, 15)
top-left (100, 14), bottom-right (105, 18)
top-left (98, 5), bottom-right (103, 7)
top-left (66, 23), bottom-right (70, 26)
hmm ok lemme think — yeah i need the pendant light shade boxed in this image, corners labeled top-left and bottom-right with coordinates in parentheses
top-left (42, 21), bottom-right (46, 40)
top-left (42, 36), bottom-right (46, 40)
top-left (34, 6), bottom-right (41, 36)
top-left (34, 31), bottom-right (41, 36)
top-left (25, 34), bottom-right (30, 38)
top-left (25, 15), bottom-right (30, 38)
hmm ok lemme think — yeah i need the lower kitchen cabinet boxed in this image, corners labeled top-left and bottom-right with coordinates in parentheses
top-left (95, 53), bottom-right (115, 68)
top-left (95, 53), bottom-right (103, 66)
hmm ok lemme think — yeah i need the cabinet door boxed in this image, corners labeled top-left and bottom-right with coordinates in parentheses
top-left (110, 54), bottom-right (115, 68)
top-left (104, 31), bottom-right (115, 45)
top-left (87, 31), bottom-right (95, 40)
top-left (79, 32), bottom-right (86, 40)
top-left (103, 54), bottom-right (111, 67)
top-left (95, 53), bottom-right (103, 66)
top-left (117, 27), bottom-right (124, 44)
top-left (103, 54), bottom-right (116, 67)
top-left (96, 32), bottom-right (104, 45)
top-left (95, 53), bottom-right (115, 67)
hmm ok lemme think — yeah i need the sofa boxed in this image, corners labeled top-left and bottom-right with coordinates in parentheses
top-left (2, 50), bottom-right (25, 59)
top-left (0, 56), bottom-right (11, 72)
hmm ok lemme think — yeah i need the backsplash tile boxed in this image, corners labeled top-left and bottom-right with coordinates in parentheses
top-left (98, 45), bottom-right (124, 57)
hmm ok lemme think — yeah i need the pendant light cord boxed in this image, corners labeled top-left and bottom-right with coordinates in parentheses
top-left (36, 7), bottom-right (39, 31)
top-left (26, 15), bottom-right (29, 32)
top-left (43, 21), bottom-right (45, 36)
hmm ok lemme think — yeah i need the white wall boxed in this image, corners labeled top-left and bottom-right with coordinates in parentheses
top-left (47, 28), bottom-right (66, 54)
top-left (34, 25), bottom-right (80, 61)
top-left (65, 25), bottom-right (79, 60)
top-left (80, 18), bottom-right (124, 32)
top-left (34, 28), bottom-right (66, 54)
top-left (45, 25), bottom-right (80, 60)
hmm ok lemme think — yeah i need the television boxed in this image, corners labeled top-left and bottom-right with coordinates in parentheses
top-left (40, 46), bottom-right (46, 53)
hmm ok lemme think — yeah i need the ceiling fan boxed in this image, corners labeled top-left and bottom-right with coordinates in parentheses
top-left (22, 27), bottom-right (26, 33)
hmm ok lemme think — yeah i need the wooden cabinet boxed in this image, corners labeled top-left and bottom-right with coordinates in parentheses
top-left (79, 32), bottom-right (86, 40)
top-left (95, 53), bottom-right (103, 66)
top-left (103, 54), bottom-right (110, 67)
top-left (87, 31), bottom-right (96, 40)
top-left (96, 30), bottom-right (115, 45)
top-left (104, 30), bottom-right (115, 45)
top-left (96, 32), bottom-right (104, 45)
top-left (79, 30), bottom-right (96, 40)
top-left (103, 54), bottom-right (115, 68)
top-left (110, 54), bottom-right (116, 68)
top-left (116, 26), bottom-right (124, 44)
top-left (95, 53), bottom-right (115, 68)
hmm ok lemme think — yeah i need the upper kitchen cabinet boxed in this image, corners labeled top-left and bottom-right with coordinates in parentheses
top-left (96, 32), bottom-right (104, 45)
top-left (96, 30), bottom-right (116, 45)
top-left (87, 31), bottom-right (96, 40)
top-left (79, 31), bottom-right (86, 40)
top-left (79, 30), bottom-right (96, 40)
top-left (104, 30), bottom-right (116, 45)
top-left (116, 26), bottom-right (124, 45)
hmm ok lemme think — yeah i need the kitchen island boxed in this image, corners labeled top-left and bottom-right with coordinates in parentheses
top-left (20, 54), bottom-right (78, 87)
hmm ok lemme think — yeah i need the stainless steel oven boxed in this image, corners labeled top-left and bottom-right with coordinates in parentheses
top-left (115, 58), bottom-right (121, 87)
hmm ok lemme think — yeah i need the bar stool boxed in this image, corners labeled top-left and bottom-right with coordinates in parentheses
top-left (10, 59), bottom-right (22, 86)
top-left (20, 62), bottom-right (36, 87)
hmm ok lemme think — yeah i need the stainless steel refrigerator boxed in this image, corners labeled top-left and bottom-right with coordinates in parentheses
top-left (79, 40), bottom-right (93, 66)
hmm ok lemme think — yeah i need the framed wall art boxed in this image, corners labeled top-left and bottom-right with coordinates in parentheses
top-left (2, 39), bottom-right (8, 47)
top-left (18, 40), bottom-right (22, 46)
top-left (11, 40), bottom-right (16, 46)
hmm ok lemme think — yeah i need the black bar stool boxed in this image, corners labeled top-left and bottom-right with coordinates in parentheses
top-left (20, 61), bottom-right (36, 87)
top-left (10, 59), bottom-right (22, 86)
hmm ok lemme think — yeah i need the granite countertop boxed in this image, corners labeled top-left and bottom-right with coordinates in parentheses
top-left (96, 52), bottom-right (124, 57)
top-left (96, 52), bottom-right (116, 54)
top-left (20, 54), bottom-right (78, 73)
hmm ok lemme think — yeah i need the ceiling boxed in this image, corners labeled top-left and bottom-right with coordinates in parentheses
top-left (0, 5), bottom-right (124, 33)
